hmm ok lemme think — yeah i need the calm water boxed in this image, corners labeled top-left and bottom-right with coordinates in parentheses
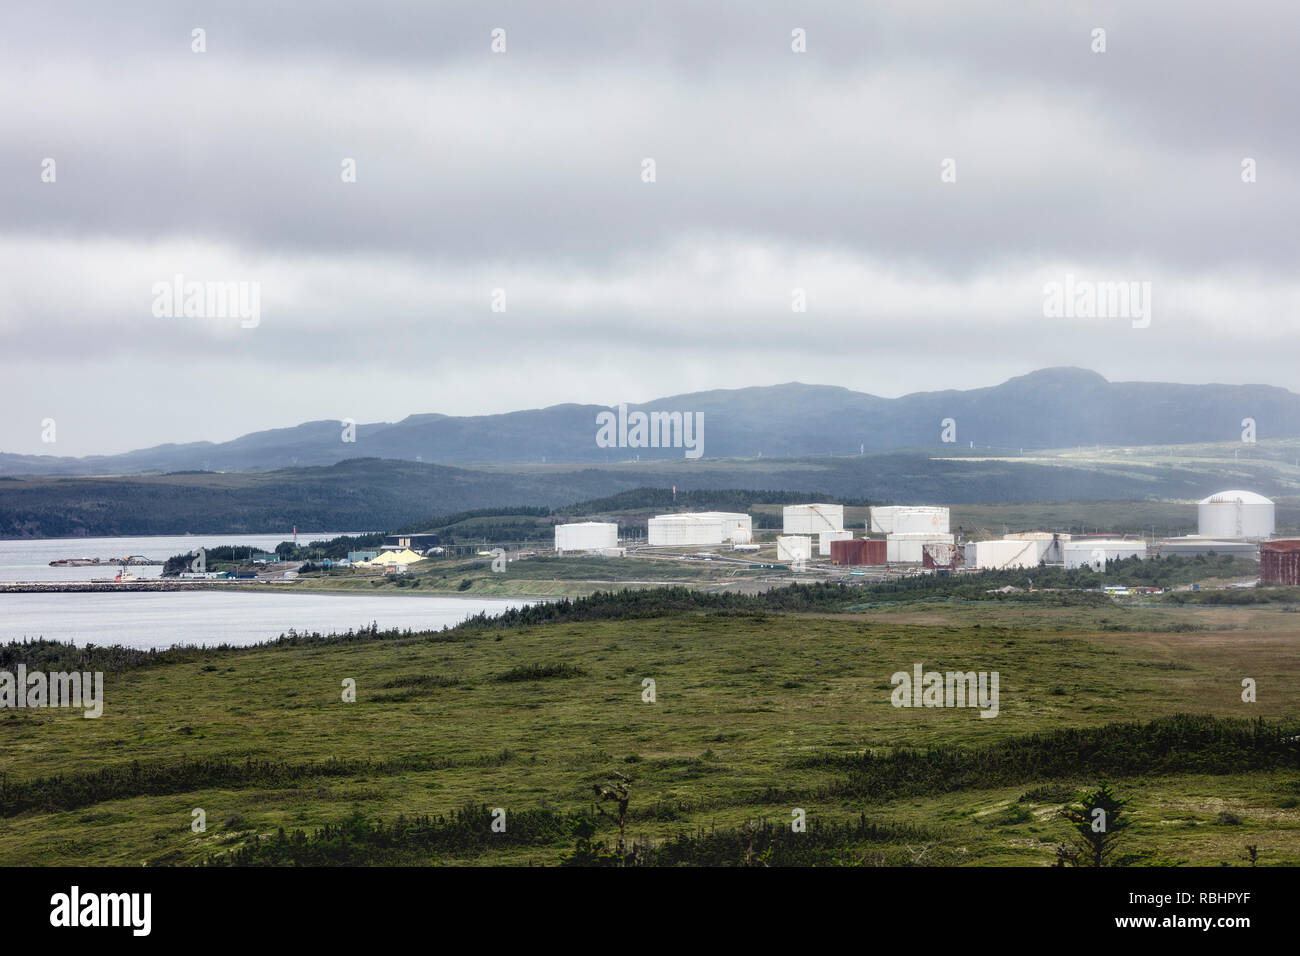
top-left (0, 532), bottom-right (364, 583)
top-left (0, 591), bottom-right (532, 649)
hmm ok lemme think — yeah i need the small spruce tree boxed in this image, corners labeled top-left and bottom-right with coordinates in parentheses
top-left (1056, 783), bottom-right (1130, 867)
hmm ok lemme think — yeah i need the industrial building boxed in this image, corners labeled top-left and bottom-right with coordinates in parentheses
top-left (887, 532), bottom-right (955, 564)
top-left (783, 504), bottom-right (844, 535)
top-left (382, 533), bottom-right (440, 551)
top-left (830, 538), bottom-right (887, 566)
top-left (1261, 540), bottom-right (1300, 586)
top-left (870, 506), bottom-right (950, 534)
top-left (1063, 540), bottom-right (1148, 570)
top-left (355, 548), bottom-right (425, 567)
top-left (776, 535), bottom-right (813, 564)
top-left (554, 521), bottom-right (619, 554)
top-left (1197, 490), bottom-right (1275, 539)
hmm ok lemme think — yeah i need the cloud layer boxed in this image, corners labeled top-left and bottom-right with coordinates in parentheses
top-left (1, 1), bottom-right (1296, 455)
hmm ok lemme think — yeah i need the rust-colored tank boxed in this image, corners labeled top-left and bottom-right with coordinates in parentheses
top-left (830, 538), bottom-right (886, 565)
top-left (1261, 540), bottom-right (1300, 586)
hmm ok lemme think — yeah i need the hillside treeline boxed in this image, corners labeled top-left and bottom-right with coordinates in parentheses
top-left (798, 714), bottom-right (1300, 802)
top-left (194, 715), bottom-right (1299, 866)
top-left (1, 449), bottom-right (1274, 537)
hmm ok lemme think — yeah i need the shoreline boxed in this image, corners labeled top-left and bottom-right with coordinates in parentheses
top-left (0, 579), bottom-right (577, 598)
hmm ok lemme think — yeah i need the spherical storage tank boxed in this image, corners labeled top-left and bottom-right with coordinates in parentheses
top-left (1197, 491), bottom-right (1274, 539)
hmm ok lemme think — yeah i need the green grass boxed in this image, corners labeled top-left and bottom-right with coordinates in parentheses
top-left (1, 594), bottom-right (1297, 866)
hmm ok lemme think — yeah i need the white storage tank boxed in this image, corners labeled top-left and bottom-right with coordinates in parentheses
top-left (784, 504), bottom-right (844, 535)
top-left (869, 506), bottom-right (904, 534)
top-left (1004, 532), bottom-right (1071, 564)
top-left (695, 511), bottom-right (753, 544)
top-left (1063, 540), bottom-right (1148, 570)
top-left (892, 507), bottom-right (951, 534)
top-left (887, 532), bottom-right (955, 564)
top-left (646, 514), bottom-right (725, 547)
top-left (973, 539), bottom-right (1045, 570)
top-left (1197, 491), bottom-right (1275, 539)
top-left (819, 530), bottom-right (853, 556)
top-left (555, 522), bottom-right (619, 553)
top-left (871, 505), bottom-right (949, 534)
top-left (777, 535), bottom-right (813, 563)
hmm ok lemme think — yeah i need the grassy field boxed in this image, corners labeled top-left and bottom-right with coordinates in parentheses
top-left (290, 554), bottom-right (778, 598)
top-left (1, 591), bottom-right (1297, 866)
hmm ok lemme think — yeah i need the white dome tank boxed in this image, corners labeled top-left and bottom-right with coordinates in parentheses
top-left (1197, 490), bottom-right (1274, 539)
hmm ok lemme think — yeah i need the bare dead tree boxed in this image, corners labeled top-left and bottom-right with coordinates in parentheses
top-left (593, 771), bottom-right (632, 857)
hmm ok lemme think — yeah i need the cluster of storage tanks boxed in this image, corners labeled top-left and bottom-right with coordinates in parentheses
top-left (779, 504), bottom-right (851, 560)
top-left (789, 504), bottom-right (955, 567)
top-left (868, 506), bottom-right (954, 563)
top-left (771, 503), bottom-right (963, 568)
top-left (556, 513), bottom-right (758, 551)
top-left (553, 489), bottom-right (1289, 576)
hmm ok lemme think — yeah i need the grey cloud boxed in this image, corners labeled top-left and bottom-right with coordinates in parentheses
top-left (0, 1), bottom-right (1296, 455)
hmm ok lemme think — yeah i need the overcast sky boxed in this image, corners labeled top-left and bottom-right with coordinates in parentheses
top-left (1, 1), bottom-right (1297, 456)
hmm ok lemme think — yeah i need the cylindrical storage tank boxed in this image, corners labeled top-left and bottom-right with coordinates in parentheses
top-left (973, 539), bottom-right (1045, 570)
top-left (696, 512), bottom-right (753, 544)
top-left (892, 507), bottom-right (951, 534)
top-left (869, 506), bottom-right (903, 534)
top-left (833, 539), bottom-right (889, 565)
top-left (923, 542), bottom-right (960, 569)
top-left (872, 505), bottom-right (950, 534)
top-left (783, 504), bottom-right (844, 535)
top-left (1063, 540), bottom-right (1147, 570)
top-left (1261, 540), bottom-right (1300, 585)
top-left (830, 539), bottom-right (864, 565)
top-left (861, 539), bottom-right (888, 565)
top-left (555, 522), bottom-right (619, 553)
top-left (887, 533), bottom-right (955, 564)
top-left (819, 530), bottom-right (853, 556)
top-left (647, 514), bottom-right (725, 547)
top-left (777, 535), bottom-right (813, 563)
top-left (1197, 491), bottom-right (1275, 539)
top-left (1004, 532), bottom-right (1070, 564)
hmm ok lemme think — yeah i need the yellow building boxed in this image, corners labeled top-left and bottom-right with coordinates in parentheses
top-left (355, 549), bottom-right (425, 567)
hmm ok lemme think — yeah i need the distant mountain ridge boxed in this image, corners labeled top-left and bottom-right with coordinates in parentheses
top-left (3, 367), bottom-right (1298, 475)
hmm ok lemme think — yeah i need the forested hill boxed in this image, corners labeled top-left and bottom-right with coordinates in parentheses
top-left (1, 449), bottom-right (1296, 538)
top-left (4, 368), bottom-right (1299, 475)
